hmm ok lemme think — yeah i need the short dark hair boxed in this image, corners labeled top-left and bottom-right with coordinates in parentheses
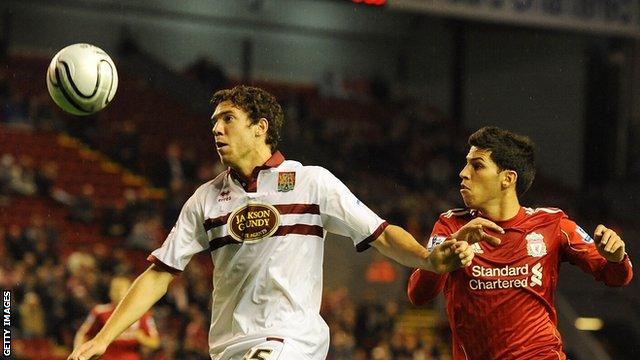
top-left (469, 126), bottom-right (536, 196)
top-left (210, 85), bottom-right (284, 151)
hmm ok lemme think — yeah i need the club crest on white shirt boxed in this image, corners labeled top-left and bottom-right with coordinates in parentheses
top-left (277, 172), bottom-right (296, 192)
top-left (227, 204), bottom-right (280, 242)
top-left (526, 232), bottom-right (547, 257)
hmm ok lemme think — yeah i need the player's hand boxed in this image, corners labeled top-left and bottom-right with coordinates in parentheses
top-left (594, 225), bottom-right (626, 263)
top-left (450, 218), bottom-right (503, 246)
top-left (427, 239), bottom-right (474, 274)
top-left (67, 339), bottom-right (108, 360)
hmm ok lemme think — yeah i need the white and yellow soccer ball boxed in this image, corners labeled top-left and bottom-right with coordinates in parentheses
top-left (46, 43), bottom-right (118, 116)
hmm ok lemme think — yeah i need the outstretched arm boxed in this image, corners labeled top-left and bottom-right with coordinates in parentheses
top-left (371, 219), bottom-right (502, 274)
top-left (68, 264), bottom-right (175, 360)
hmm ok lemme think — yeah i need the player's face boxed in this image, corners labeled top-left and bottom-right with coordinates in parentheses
top-left (459, 147), bottom-right (504, 210)
top-left (211, 101), bottom-right (261, 167)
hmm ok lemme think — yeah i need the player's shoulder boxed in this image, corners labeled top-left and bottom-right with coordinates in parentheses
top-left (522, 206), bottom-right (567, 220)
top-left (293, 164), bottom-right (340, 182)
top-left (439, 208), bottom-right (473, 222)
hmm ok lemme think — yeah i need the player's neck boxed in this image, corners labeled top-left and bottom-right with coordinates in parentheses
top-left (478, 193), bottom-right (520, 221)
top-left (232, 146), bottom-right (273, 180)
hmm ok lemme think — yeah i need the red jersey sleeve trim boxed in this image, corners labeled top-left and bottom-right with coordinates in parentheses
top-left (356, 221), bottom-right (389, 252)
top-left (147, 255), bottom-right (182, 275)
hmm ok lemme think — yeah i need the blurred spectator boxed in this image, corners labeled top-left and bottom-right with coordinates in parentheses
top-left (68, 183), bottom-right (96, 223)
top-left (6, 224), bottom-right (28, 260)
top-left (162, 178), bottom-right (189, 229)
top-left (103, 198), bottom-right (130, 238)
top-left (34, 160), bottom-right (58, 197)
top-left (3, 91), bottom-right (32, 129)
top-left (151, 141), bottom-right (195, 188)
top-left (1, 154), bottom-right (37, 196)
top-left (125, 214), bottom-right (164, 251)
top-left (111, 119), bottom-right (141, 171)
top-left (19, 292), bottom-right (46, 337)
top-left (186, 56), bottom-right (229, 92)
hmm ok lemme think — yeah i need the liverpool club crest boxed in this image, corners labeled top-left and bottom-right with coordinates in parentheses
top-left (277, 172), bottom-right (296, 192)
top-left (526, 232), bottom-right (547, 257)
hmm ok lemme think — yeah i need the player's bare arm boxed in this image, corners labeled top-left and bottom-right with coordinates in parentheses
top-left (594, 224), bottom-right (626, 263)
top-left (68, 264), bottom-right (175, 360)
top-left (371, 221), bottom-right (502, 274)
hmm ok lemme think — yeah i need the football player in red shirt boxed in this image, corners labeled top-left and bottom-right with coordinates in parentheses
top-left (408, 126), bottom-right (633, 360)
top-left (74, 276), bottom-right (160, 360)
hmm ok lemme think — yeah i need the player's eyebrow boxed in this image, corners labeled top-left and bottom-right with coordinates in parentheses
top-left (211, 110), bottom-right (234, 121)
top-left (466, 156), bottom-right (487, 163)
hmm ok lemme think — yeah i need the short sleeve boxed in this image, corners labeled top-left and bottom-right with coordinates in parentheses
top-left (317, 168), bottom-right (387, 251)
top-left (149, 191), bottom-right (210, 272)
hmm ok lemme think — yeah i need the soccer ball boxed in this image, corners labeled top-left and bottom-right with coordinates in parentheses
top-left (46, 43), bottom-right (118, 116)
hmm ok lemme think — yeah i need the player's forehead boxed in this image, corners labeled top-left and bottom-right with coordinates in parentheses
top-left (211, 100), bottom-right (247, 120)
top-left (466, 146), bottom-right (493, 163)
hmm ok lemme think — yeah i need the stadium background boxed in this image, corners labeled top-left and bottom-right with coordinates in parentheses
top-left (1, 0), bottom-right (639, 359)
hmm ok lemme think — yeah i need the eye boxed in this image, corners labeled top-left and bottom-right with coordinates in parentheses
top-left (472, 163), bottom-right (484, 170)
top-left (224, 115), bottom-right (234, 122)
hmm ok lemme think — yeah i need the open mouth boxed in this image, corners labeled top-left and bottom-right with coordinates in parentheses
top-left (215, 141), bottom-right (228, 149)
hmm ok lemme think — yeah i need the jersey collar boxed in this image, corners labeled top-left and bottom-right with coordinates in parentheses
top-left (471, 206), bottom-right (526, 229)
top-left (488, 206), bottom-right (526, 229)
top-left (229, 151), bottom-right (285, 192)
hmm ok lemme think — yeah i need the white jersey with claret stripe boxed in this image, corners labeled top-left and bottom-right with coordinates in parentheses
top-left (149, 156), bottom-right (387, 359)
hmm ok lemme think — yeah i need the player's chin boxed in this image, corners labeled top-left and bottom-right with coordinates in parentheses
top-left (460, 194), bottom-right (474, 208)
top-left (217, 152), bottom-right (232, 165)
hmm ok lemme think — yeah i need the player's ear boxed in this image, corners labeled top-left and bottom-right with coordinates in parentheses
top-left (255, 117), bottom-right (269, 137)
top-left (501, 170), bottom-right (517, 189)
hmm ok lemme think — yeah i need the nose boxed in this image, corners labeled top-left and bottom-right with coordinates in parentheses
top-left (212, 120), bottom-right (223, 136)
top-left (459, 164), bottom-right (470, 179)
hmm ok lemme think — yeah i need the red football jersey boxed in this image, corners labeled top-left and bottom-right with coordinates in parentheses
top-left (83, 304), bottom-right (158, 360)
top-left (408, 207), bottom-right (633, 360)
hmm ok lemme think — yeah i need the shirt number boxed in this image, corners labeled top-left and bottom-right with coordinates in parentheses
top-left (244, 348), bottom-right (273, 360)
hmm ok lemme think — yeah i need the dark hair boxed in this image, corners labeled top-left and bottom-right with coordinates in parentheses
top-left (210, 85), bottom-right (284, 151)
top-left (468, 126), bottom-right (536, 196)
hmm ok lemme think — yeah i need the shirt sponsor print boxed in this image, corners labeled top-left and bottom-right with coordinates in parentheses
top-left (469, 263), bottom-right (543, 290)
top-left (227, 204), bottom-right (280, 243)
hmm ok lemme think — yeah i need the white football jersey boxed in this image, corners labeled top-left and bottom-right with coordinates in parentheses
top-left (149, 152), bottom-right (387, 359)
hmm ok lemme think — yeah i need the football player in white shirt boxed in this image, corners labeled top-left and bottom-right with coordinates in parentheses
top-left (69, 86), bottom-right (502, 360)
